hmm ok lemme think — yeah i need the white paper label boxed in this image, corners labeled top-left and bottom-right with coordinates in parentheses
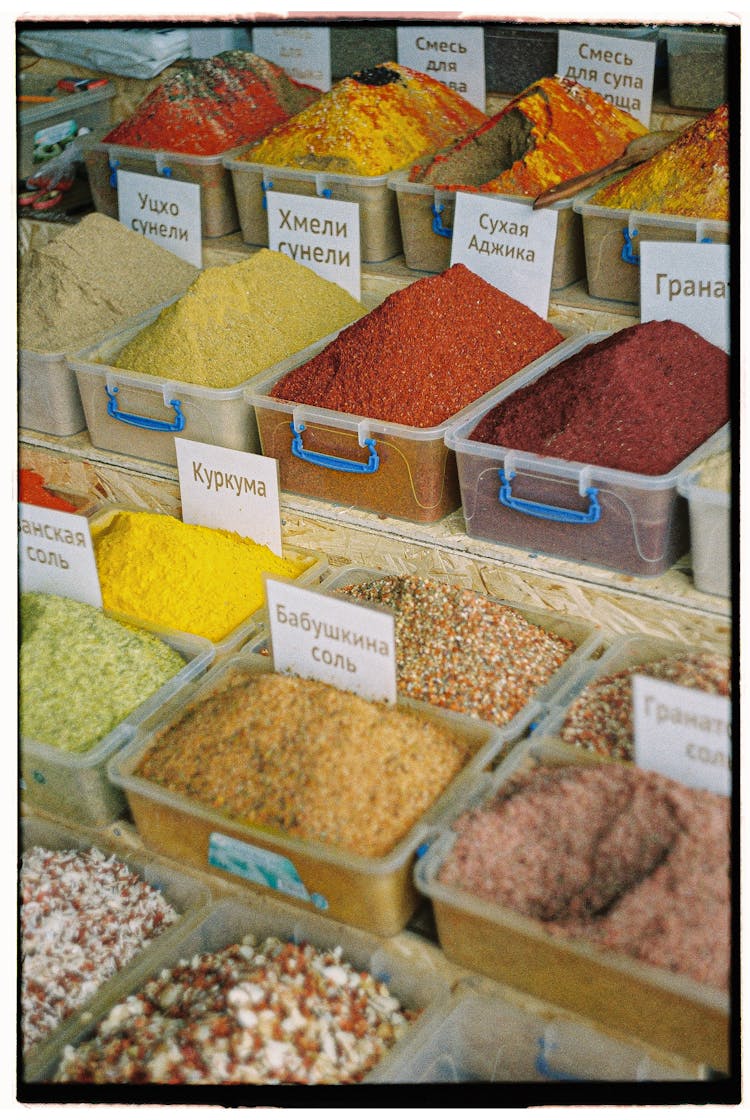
top-left (631, 674), bottom-right (731, 796)
top-left (639, 242), bottom-right (730, 353)
top-left (557, 29), bottom-right (656, 126)
top-left (265, 579), bottom-right (397, 703)
top-left (175, 438), bottom-right (282, 556)
top-left (397, 25), bottom-right (486, 110)
top-left (19, 504), bottom-right (102, 607)
top-left (253, 26), bottom-right (331, 91)
top-left (117, 169), bottom-right (202, 267)
top-left (266, 192), bottom-right (361, 301)
top-left (450, 192), bottom-right (558, 318)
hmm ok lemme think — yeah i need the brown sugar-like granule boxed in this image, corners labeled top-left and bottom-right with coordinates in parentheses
top-left (438, 763), bottom-right (730, 990)
top-left (135, 667), bottom-right (477, 858)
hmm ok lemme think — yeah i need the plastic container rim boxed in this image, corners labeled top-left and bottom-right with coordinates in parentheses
top-left (18, 81), bottom-right (115, 126)
top-left (224, 149), bottom-right (410, 187)
top-left (82, 135), bottom-right (249, 168)
top-left (572, 182), bottom-right (730, 232)
top-left (387, 167), bottom-right (576, 212)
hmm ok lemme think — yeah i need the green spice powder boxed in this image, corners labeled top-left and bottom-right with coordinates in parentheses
top-left (20, 593), bottom-right (186, 754)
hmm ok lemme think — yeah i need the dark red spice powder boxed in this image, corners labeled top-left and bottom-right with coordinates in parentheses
top-left (269, 263), bottom-right (564, 428)
top-left (469, 320), bottom-right (729, 475)
top-left (19, 469), bottom-right (77, 512)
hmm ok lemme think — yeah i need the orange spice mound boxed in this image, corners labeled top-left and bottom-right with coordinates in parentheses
top-left (103, 51), bottom-right (320, 156)
top-left (409, 75), bottom-right (648, 196)
top-left (590, 104), bottom-right (729, 220)
top-left (238, 62), bottom-right (488, 177)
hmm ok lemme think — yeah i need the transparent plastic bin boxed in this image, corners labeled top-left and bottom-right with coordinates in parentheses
top-left (377, 977), bottom-right (707, 1082)
top-left (21, 614), bottom-right (214, 828)
top-left (20, 815), bottom-right (212, 1083)
top-left (663, 27), bottom-right (728, 109)
top-left (224, 152), bottom-right (403, 262)
top-left (573, 184), bottom-right (730, 304)
top-left (445, 331), bottom-right (730, 577)
top-left (88, 502), bottom-right (327, 658)
top-left (247, 326), bottom-right (576, 524)
top-left (82, 137), bottom-right (244, 238)
top-left (678, 469), bottom-right (732, 598)
top-left (108, 651), bottom-right (512, 937)
top-left (18, 74), bottom-right (116, 180)
top-left (413, 737), bottom-right (731, 1071)
top-left (388, 171), bottom-right (584, 290)
top-left (24, 897), bottom-right (451, 1085)
top-left (19, 347), bottom-right (87, 436)
top-left (316, 565), bottom-right (606, 730)
top-left (483, 24), bottom-right (559, 93)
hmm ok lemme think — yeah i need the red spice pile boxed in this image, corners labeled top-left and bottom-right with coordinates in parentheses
top-left (103, 51), bottom-right (320, 156)
top-left (270, 263), bottom-right (564, 428)
top-left (19, 469), bottom-right (77, 512)
top-left (469, 319), bottom-right (729, 474)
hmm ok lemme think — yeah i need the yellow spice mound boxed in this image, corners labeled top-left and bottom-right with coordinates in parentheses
top-left (92, 510), bottom-right (311, 643)
top-left (240, 61), bottom-right (488, 176)
top-left (113, 250), bottom-right (367, 388)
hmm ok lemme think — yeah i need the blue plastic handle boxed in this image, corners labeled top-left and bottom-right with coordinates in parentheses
top-left (431, 202), bottom-right (453, 238)
top-left (621, 225), bottom-right (639, 265)
top-left (290, 420), bottom-right (379, 474)
top-left (106, 386), bottom-right (186, 432)
top-left (161, 166), bottom-right (173, 177)
top-left (498, 469), bottom-right (601, 524)
top-left (320, 187), bottom-right (332, 199)
top-left (262, 179), bottom-right (274, 210)
top-left (534, 1038), bottom-right (583, 1082)
top-left (108, 158), bottom-right (120, 188)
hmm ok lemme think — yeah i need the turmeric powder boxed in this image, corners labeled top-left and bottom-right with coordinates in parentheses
top-left (92, 510), bottom-right (313, 643)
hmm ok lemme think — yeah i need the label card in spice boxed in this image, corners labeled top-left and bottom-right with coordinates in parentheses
top-left (209, 832), bottom-right (328, 910)
top-left (116, 169), bottom-right (202, 268)
top-left (396, 25), bottom-right (486, 110)
top-left (265, 579), bottom-right (397, 704)
top-left (18, 503), bottom-right (102, 608)
top-left (266, 192), bottom-right (361, 301)
top-left (557, 29), bottom-right (656, 126)
top-left (252, 25), bottom-right (331, 91)
top-left (450, 193), bottom-right (558, 318)
top-left (639, 241), bottom-right (730, 353)
top-left (175, 438), bottom-right (282, 556)
top-left (631, 674), bottom-right (731, 797)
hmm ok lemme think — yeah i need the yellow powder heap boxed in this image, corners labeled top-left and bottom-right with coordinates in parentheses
top-left (112, 250), bottom-right (367, 388)
top-left (241, 62), bottom-right (487, 176)
top-left (92, 510), bottom-right (313, 643)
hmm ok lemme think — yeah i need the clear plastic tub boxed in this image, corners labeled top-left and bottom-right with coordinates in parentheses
top-left (20, 616), bottom-right (214, 828)
top-left (573, 184), bottom-right (730, 304)
top-left (378, 977), bottom-right (707, 1081)
top-left (315, 565), bottom-right (606, 730)
top-left (19, 347), bottom-right (87, 436)
top-left (678, 469), bottom-right (732, 598)
top-left (483, 24), bottom-right (559, 94)
top-left (246, 327), bottom-right (576, 524)
top-left (413, 737), bottom-right (731, 1071)
top-left (388, 171), bottom-right (584, 290)
top-left (24, 897), bottom-right (451, 1085)
top-left (108, 651), bottom-right (513, 937)
top-left (20, 815), bottom-right (212, 1083)
top-left (224, 152), bottom-right (403, 262)
top-left (445, 332), bottom-right (730, 577)
top-left (18, 74), bottom-right (116, 180)
top-left (662, 27), bottom-right (728, 109)
top-left (88, 502), bottom-right (327, 658)
top-left (82, 137), bottom-right (243, 238)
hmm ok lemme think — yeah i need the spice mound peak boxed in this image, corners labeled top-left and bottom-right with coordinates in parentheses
top-left (352, 64), bottom-right (402, 86)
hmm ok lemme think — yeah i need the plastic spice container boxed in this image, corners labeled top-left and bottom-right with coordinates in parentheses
top-left (81, 136), bottom-right (244, 238)
top-left (107, 652), bottom-right (513, 937)
top-left (223, 153), bottom-right (404, 263)
top-left (388, 170), bottom-right (584, 290)
top-left (374, 978), bottom-right (708, 1082)
top-left (482, 24), bottom-right (559, 94)
top-left (444, 334), bottom-right (730, 577)
top-left (572, 182), bottom-right (730, 305)
top-left (19, 345), bottom-right (88, 437)
top-left (18, 73), bottom-right (116, 180)
top-left (24, 897), bottom-right (451, 1085)
top-left (678, 467), bottom-right (732, 598)
top-left (20, 618), bottom-right (214, 828)
top-left (662, 27), bottom-right (729, 109)
top-left (413, 738), bottom-right (731, 1072)
top-left (20, 815), bottom-right (212, 1083)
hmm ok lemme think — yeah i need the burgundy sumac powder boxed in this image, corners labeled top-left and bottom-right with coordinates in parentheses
top-left (269, 263), bottom-right (564, 428)
top-left (469, 319), bottom-right (730, 475)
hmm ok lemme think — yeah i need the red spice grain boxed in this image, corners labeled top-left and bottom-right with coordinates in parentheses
top-left (269, 263), bottom-right (564, 428)
top-left (19, 469), bottom-right (77, 512)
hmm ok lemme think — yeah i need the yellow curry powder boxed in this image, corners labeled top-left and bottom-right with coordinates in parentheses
top-left (92, 510), bottom-right (313, 643)
top-left (112, 250), bottom-right (367, 388)
top-left (240, 62), bottom-right (487, 177)
top-left (590, 104), bottom-right (729, 220)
